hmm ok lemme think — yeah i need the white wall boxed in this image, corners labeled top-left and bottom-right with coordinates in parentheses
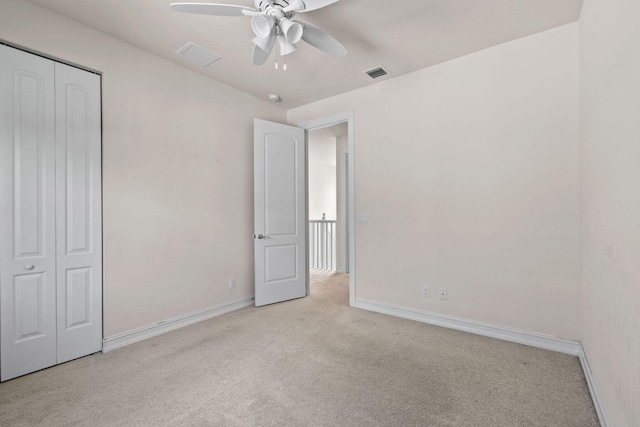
top-left (308, 133), bottom-right (337, 221)
top-left (289, 23), bottom-right (581, 339)
top-left (0, 0), bottom-right (285, 338)
top-left (580, 0), bottom-right (640, 425)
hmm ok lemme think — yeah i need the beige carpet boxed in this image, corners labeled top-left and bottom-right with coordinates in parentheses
top-left (0, 271), bottom-right (599, 426)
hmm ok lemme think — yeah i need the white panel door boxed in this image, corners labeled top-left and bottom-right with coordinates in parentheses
top-left (254, 119), bottom-right (307, 307)
top-left (1, 46), bottom-right (102, 381)
top-left (0, 45), bottom-right (57, 381)
top-left (54, 62), bottom-right (102, 363)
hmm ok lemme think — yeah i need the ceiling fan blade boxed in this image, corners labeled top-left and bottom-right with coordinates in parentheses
top-left (252, 45), bottom-right (272, 65)
top-left (170, 3), bottom-right (256, 16)
top-left (297, 20), bottom-right (347, 57)
top-left (252, 35), bottom-right (275, 65)
top-left (293, 0), bottom-right (340, 13)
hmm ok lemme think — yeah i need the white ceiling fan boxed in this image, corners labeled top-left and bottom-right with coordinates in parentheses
top-left (170, 0), bottom-right (347, 66)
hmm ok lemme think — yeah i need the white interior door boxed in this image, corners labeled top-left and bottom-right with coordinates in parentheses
top-left (54, 62), bottom-right (102, 363)
top-left (0, 45), bottom-right (102, 381)
top-left (254, 119), bottom-right (307, 307)
top-left (0, 45), bottom-right (58, 380)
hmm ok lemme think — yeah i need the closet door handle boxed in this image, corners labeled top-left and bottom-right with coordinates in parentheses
top-left (24, 264), bottom-right (35, 271)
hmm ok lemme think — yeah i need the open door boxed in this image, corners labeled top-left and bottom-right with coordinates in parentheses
top-left (254, 119), bottom-right (307, 307)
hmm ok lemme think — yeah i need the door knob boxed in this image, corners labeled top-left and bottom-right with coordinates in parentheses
top-left (25, 264), bottom-right (35, 270)
top-left (253, 234), bottom-right (269, 240)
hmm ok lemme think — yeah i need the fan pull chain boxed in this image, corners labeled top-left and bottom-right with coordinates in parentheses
top-left (273, 32), bottom-right (287, 71)
top-left (275, 53), bottom-right (287, 71)
top-left (274, 56), bottom-right (287, 71)
top-left (274, 26), bottom-right (280, 70)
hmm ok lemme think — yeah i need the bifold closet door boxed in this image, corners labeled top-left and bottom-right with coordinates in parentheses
top-left (54, 62), bottom-right (102, 364)
top-left (0, 45), bottom-right (58, 380)
top-left (0, 45), bottom-right (102, 381)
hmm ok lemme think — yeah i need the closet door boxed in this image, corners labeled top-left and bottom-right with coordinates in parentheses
top-left (1, 46), bottom-right (102, 381)
top-left (55, 62), bottom-right (102, 363)
top-left (0, 45), bottom-right (58, 380)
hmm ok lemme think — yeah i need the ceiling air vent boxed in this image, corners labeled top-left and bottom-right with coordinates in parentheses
top-left (175, 42), bottom-right (220, 67)
top-left (364, 65), bottom-right (389, 80)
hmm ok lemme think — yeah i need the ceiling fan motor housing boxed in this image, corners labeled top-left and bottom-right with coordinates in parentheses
top-left (255, 0), bottom-right (296, 18)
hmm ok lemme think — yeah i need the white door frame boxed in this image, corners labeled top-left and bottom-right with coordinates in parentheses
top-left (338, 148), bottom-right (349, 274)
top-left (298, 112), bottom-right (355, 307)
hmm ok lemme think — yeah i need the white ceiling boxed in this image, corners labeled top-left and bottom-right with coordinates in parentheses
top-left (27, 0), bottom-right (583, 109)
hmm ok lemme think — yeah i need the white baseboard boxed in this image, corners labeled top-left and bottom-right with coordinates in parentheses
top-left (102, 297), bottom-right (254, 353)
top-left (355, 298), bottom-right (581, 355)
top-left (578, 346), bottom-right (610, 427)
top-left (356, 298), bottom-right (609, 426)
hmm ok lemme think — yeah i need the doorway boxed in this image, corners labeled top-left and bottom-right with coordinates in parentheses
top-left (299, 112), bottom-right (355, 307)
top-left (307, 123), bottom-right (348, 305)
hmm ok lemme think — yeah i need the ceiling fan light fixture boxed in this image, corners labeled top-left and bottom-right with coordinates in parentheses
top-left (280, 18), bottom-right (303, 44)
top-left (277, 35), bottom-right (297, 56)
top-left (251, 15), bottom-right (275, 38)
top-left (252, 35), bottom-right (275, 52)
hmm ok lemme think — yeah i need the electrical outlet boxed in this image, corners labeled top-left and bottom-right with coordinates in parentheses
top-left (439, 288), bottom-right (447, 300)
top-left (422, 286), bottom-right (430, 297)
top-left (229, 278), bottom-right (236, 289)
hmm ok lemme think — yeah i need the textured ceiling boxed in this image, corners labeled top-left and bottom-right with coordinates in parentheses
top-left (27, 0), bottom-right (583, 109)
